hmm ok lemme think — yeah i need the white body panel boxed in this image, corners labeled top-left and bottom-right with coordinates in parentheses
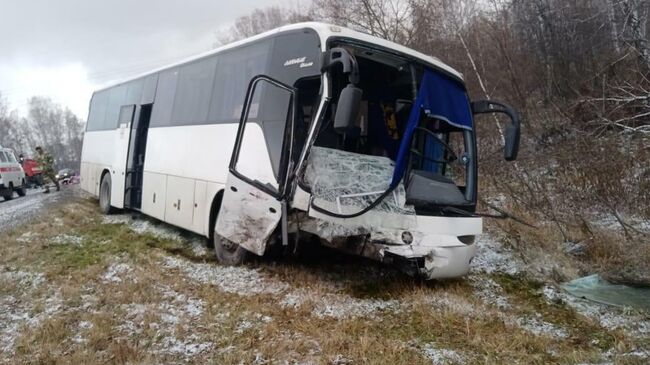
top-left (0, 148), bottom-right (25, 193)
top-left (81, 122), bottom-right (276, 235)
top-left (80, 129), bottom-right (119, 197)
top-left (141, 171), bottom-right (167, 221)
top-left (215, 173), bottom-right (282, 256)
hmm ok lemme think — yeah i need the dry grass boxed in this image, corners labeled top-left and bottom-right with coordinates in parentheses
top-left (0, 195), bottom-right (648, 364)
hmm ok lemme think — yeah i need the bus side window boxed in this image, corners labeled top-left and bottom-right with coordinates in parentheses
top-left (151, 68), bottom-right (179, 127)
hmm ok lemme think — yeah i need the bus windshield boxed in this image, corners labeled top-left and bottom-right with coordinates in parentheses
top-left (305, 42), bottom-right (477, 216)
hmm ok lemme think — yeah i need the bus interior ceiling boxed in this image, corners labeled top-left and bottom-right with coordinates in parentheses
top-left (315, 50), bottom-right (417, 160)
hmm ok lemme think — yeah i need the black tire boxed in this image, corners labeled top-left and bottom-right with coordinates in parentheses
top-left (16, 180), bottom-right (26, 197)
top-left (214, 233), bottom-right (249, 266)
top-left (99, 173), bottom-right (114, 214)
top-left (3, 184), bottom-right (14, 201)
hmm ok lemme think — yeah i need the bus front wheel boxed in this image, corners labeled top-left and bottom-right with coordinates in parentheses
top-left (213, 233), bottom-right (249, 266)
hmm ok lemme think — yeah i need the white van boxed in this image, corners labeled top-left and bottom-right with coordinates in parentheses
top-left (0, 145), bottom-right (27, 201)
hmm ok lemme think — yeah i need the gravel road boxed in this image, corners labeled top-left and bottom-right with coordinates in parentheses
top-left (0, 185), bottom-right (76, 233)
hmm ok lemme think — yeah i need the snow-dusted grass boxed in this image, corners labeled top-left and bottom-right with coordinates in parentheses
top-left (0, 196), bottom-right (647, 364)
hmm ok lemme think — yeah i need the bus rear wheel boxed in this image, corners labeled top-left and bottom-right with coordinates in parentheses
top-left (99, 174), bottom-right (114, 214)
top-left (213, 233), bottom-right (249, 266)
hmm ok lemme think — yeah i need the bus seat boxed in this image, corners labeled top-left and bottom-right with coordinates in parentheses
top-left (405, 169), bottom-right (466, 207)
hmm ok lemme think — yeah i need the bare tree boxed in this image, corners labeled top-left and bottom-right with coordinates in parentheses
top-left (0, 96), bottom-right (84, 169)
top-left (217, 6), bottom-right (312, 45)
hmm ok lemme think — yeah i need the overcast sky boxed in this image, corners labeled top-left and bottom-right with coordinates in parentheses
top-left (0, 0), bottom-right (301, 118)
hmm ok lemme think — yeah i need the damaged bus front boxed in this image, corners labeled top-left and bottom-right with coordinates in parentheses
top-left (215, 25), bottom-right (520, 279)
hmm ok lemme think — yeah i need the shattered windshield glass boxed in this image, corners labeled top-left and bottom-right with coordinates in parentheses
top-left (304, 146), bottom-right (416, 216)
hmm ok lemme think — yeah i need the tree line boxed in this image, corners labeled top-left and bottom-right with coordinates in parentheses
top-left (0, 95), bottom-right (84, 170)
top-left (221, 0), bottom-right (650, 277)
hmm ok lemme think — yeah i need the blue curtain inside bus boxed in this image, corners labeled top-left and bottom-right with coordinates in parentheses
top-left (422, 135), bottom-right (443, 173)
top-left (391, 69), bottom-right (473, 187)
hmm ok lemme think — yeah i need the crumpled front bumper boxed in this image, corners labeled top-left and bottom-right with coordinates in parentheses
top-left (382, 243), bottom-right (477, 279)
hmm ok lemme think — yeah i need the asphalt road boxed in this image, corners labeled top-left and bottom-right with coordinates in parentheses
top-left (0, 185), bottom-right (76, 233)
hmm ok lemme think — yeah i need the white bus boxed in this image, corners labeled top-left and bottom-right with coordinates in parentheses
top-left (80, 22), bottom-right (520, 279)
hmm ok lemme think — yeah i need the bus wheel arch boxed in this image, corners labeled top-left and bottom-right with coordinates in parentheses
top-left (207, 189), bottom-right (224, 248)
top-left (99, 170), bottom-right (114, 214)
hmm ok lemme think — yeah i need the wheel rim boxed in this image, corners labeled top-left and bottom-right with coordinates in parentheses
top-left (217, 235), bottom-right (238, 254)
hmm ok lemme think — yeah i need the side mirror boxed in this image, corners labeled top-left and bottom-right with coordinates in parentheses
top-left (504, 123), bottom-right (520, 161)
top-left (334, 84), bottom-right (362, 134)
top-left (471, 100), bottom-right (521, 161)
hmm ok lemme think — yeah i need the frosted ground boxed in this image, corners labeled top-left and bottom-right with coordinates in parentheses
top-left (0, 188), bottom-right (648, 364)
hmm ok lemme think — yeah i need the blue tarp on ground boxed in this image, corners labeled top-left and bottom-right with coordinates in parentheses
top-left (391, 69), bottom-right (473, 187)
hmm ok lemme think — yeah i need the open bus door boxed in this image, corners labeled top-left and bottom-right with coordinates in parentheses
top-left (215, 75), bottom-right (297, 256)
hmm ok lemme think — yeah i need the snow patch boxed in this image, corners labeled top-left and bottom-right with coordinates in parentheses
top-left (425, 293), bottom-right (478, 317)
top-left (419, 342), bottom-right (466, 364)
top-left (468, 275), bottom-right (510, 309)
top-left (101, 262), bottom-right (133, 283)
top-left (50, 233), bottom-right (84, 246)
top-left (190, 238), bottom-right (210, 257)
top-left (280, 288), bottom-right (401, 319)
top-left (156, 334), bottom-right (213, 360)
top-left (512, 314), bottom-right (569, 338)
top-left (103, 214), bottom-right (184, 241)
top-left (331, 354), bottom-right (354, 364)
top-left (116, 284), bottom-right (211, 360)
top-left (470, 235), bottom-right (521, 275)
top-left (0, 268), bottom-right (61, 356)
top-left (313, 295), bottom-right (400, 319)
top-left (0, 268), bottom-right (45, 288)
top-left (590, 214), bottom-right (650, 233)
top-left (162, 255), bottom-right (289, 296)
top-left (16, 231), bottom-right (39, 243)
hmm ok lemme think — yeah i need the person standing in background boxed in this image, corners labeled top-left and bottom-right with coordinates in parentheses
top-left (35, 146), bottom-right (59, 193)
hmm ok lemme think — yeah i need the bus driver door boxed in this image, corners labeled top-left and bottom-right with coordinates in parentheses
top-left (215, 75), bottom-right (297, 256)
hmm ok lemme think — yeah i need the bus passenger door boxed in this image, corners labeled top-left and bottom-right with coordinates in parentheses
top-left (215, 75), bottom-right (296, 256)
top-left (113, 105), bottom-right (136, 209)
top-left (124, 104), bottom-right (152, 209)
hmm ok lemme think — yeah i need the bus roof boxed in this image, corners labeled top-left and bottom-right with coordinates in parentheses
top-left (95, 22), bottom-right (463, 93)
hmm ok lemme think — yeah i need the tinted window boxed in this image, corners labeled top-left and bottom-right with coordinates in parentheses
top-left (150, 68), bottom-right (179, 127)
top-left (268, 30), bottom-right (321, 86)
top-left (260, 30), bottom-right (321, 175)
top-left (125, 79), bottom-right (144, 105)
top-left (0, 152), bottom-right (7, 163)
top-left (86, 90), bottom-right (109, 131)
top-left (105, 85), bottom-right (128, 129)
top-left (141, 73), bottom-right (158, 104)
top-left (119, 105), bottom-right (136, 125)
top-left (172, 57), bottom-right (217, 125)
top-left (208, 40), bottom-right (272, 122)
